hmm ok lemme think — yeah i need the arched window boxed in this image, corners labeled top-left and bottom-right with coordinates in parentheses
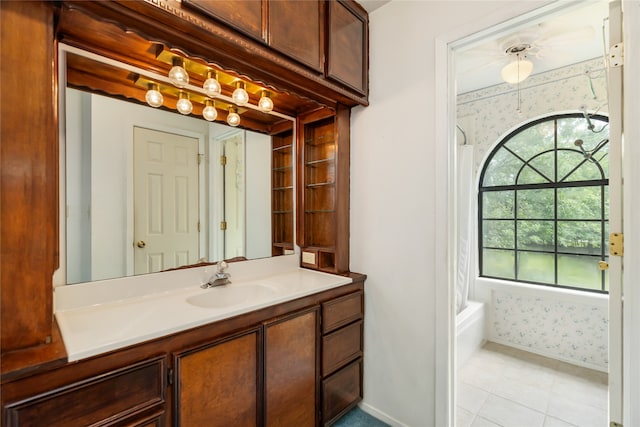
top-left (478, 113), bottom-right (609, 292)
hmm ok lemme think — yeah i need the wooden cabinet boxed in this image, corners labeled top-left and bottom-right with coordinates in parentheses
top-left (327, 0), bottom-right (369, 95)
top-left (174, 328), bottom-right (260, 426)
top-left (298, 106), bottom-right (351, 273)
top-left (264, 308), bottom-right (319, 426)
top-left (3, 357), bottom-right (166, 427)
top-left (271, 130), bottom-right (295, 256)
top-left (182, 0), bottom-right (265, 41)
top-left (269, 0), bottom-right (324, 72)
top-left (320, 291), bottom-right (364, 425)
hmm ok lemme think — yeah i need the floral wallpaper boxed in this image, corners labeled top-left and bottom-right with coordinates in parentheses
top-left (491, 290), bottom-right (608, 369)
top-left (457, 57), bottom-right (608, 175)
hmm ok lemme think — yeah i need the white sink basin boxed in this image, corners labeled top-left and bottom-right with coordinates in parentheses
top-left (186, 283), bottom-right (279, 309)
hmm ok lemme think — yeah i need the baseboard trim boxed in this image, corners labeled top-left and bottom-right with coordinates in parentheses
top-left (358, 401), bottom-right (409, 427)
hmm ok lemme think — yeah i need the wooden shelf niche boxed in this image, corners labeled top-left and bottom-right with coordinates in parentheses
top-left (298, 106), bottom-right (350, 273)
top-left (271, 129), bottom-right (295, 256)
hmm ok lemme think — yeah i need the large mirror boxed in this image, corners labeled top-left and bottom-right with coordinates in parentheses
top-left (58, 44), bottom-right (299, 284)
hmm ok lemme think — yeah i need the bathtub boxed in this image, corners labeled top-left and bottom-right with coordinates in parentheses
top-left (456, 300), bottom-right (486, 370)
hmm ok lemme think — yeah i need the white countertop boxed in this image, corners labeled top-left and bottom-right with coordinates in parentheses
top-left (54, 255), bottom-right (352, 362)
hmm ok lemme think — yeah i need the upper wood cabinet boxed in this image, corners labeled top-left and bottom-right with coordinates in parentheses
top-left (182, 0), bottom-right (367, 97)
top-left (183, 0), bottom-right (265, 41)
top-left (327, 0), bottom-right (369, 95)
top-left (269, 0), bottom-right (324, 72)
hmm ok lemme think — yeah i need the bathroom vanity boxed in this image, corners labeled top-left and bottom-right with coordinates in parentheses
top-left (3, 257), bottom-right (365, 425)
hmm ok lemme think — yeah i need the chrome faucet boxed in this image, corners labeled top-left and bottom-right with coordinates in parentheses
top-left (201, 261), bottom-right (232, 288)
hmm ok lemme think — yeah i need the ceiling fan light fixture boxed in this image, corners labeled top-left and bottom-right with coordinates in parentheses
top-left (501, 56), bottom-right (533, 84)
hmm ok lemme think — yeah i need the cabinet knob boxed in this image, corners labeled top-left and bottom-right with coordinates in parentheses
top-left (136, 240), bottom-right (146, 248)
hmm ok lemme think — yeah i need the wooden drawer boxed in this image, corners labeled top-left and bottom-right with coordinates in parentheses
top-left (322, 291), bottom-right (363, 334)
top-left (4, 357), bottom-right (166, 427)
top-left (322, 320), bottom-right (362, 377)
top-left (322, 359), bottom-right (362, 425)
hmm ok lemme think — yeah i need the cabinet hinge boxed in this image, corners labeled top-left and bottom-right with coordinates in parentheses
top-left (610, 42), bottom-right (624, 67)
top-left (610, 233), bottom-right (624, 256)
top-left (198, 153), bottom-right (204, 165)
top-left (167, 367), bottom-right (174, 386)
top-left (220, 221), bottom-right (227, 231)
top-left (610, 422), bottom-right (623, 427)
top-left (198, 221), bottom-right (201, 233)
top-left (220, 155), bottom-right (227, 166)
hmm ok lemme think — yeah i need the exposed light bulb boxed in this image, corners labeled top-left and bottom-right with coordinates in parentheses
top-left (258, 90), bottom-right (274, 112)
top-left (168, 57), bottom-right (189, 88)
top-left (203, 70), bottom-right (221, 97)
top-left (202, 99), bottom-right (218, 122)
top-left (232, 81), bottom-right (249, 106)
top-left (145, 83), bottom-right (164, 108)
top-left (176, 92), bottom-right (193, 115)
top-left (227, 107), bottom-right (240, 127)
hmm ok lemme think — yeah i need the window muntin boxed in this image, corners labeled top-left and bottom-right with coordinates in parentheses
top-left (479, 114), bottom-right (609, 293)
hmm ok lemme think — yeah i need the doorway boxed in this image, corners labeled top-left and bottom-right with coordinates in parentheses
top-left (446, 1), bottom-right (623, 426)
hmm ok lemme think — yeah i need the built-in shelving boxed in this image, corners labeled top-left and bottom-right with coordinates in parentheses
top-left (298, 106), bottom-right (350, 273)
top-left (271, 130), bottom-right (294, 256)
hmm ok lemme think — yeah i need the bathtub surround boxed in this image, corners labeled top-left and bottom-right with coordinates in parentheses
top-left (456, 301), bottom-right (486, 371)
top-left (492, 290), bottom-right (608, 370)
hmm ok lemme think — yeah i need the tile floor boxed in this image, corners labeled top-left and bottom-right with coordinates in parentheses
top-left (457, 342), bottom-right (608, 427)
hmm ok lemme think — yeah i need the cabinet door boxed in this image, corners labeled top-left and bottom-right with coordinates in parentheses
top-left (174, 328), bottom-right (260, 426)
top-left (183, 0), bottom-right (265, 41)
top-left (327, 0), bottom-right (368, 94)
top-left (269, 0), bottom-right (323, 72)
top-left (264, 307), bottom-right (319, 426)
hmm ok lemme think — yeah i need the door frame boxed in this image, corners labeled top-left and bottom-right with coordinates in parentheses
top-left (434, 1), bottom-right (637, 425)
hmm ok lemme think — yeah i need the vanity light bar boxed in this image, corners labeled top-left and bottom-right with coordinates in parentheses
top-left (58, 43), bottom-right (294, 122)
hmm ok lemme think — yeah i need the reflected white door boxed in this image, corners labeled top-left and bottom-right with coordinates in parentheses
top-left (133, 127), bottom-right (200, 274)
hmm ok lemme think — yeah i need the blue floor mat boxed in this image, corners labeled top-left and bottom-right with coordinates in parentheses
top-left (332, 406), bottom-right (390, 427)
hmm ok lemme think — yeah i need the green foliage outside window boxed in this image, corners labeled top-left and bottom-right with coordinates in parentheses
top-left (479, 114), bottom-right (609, 292)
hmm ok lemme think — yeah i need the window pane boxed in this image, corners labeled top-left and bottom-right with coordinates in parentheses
top-left (557, 117), bottom-right (591, 149)
top-left (505, 120), bottom-right (555, 159)
top-left (558, 221), bottom-right (602, 255)
top-left (560, 157), bottom-right (605, 182)
top-left (558, 254), bottom-right (603, 290)
top-left (482, 149), bottom-right (523, 186)
top-left (517, 251), bottom-right (555, 284)
top-left (517, 189), bottom-right (554, 219)
top-left (517, 220), bottom-right (554, 250)
top-left (558, 186), bottom-right (602, 219)
top-left (483, 191), bottom-right (514, 218)
top-left (517, 165), bottom-right (550, 185)
top-left (527, 152), bottom-right (555, 183)
top-left (482, 249), bottom-right (515, 279)
top-left (483, 220), bottom-right (514, 249)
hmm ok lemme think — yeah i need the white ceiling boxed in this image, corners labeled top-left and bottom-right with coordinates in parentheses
top-left (456, 1), bottom-right (609, 94)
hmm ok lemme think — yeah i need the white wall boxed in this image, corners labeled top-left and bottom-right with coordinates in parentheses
top-left (350, 1), bottom-right (550, 425)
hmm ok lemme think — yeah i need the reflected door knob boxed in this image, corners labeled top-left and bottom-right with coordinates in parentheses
top-left (136, 240), bottom-right (146, 248)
